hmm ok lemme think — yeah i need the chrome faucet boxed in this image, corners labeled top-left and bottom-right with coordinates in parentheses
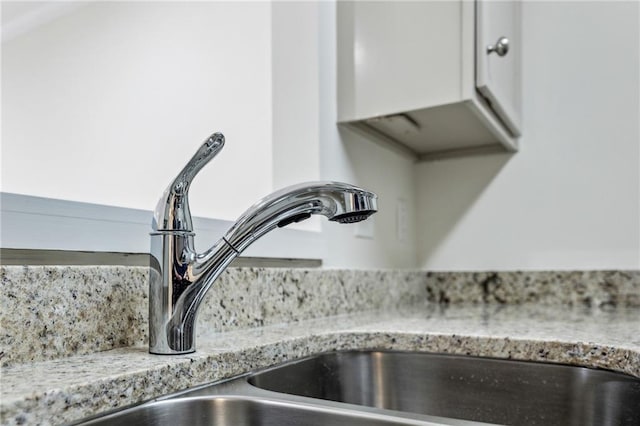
top-left (149, 132), bottom-right (378, 354)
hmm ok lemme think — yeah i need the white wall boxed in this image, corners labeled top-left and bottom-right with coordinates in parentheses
top-left (417, 1), bottom-right (640, 271)
top-left (271, 1), bottom-right (320, 190)
top-left (1, 1), bottom-right (419, 269)
top-left (318, 1), bottom-right (418, 269)
top-left (271, 1), bottom-right (322, 232)
top-left (1, 2), bottom-right (273, 221)
top-left (4, 1), bottom-right (637, 271)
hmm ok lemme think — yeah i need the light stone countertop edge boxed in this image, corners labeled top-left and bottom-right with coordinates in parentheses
top-left (1, 304), bottom-right (639, 426)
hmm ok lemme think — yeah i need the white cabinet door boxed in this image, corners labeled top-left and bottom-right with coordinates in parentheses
top-left (476, 0), bottom-right (522, 136)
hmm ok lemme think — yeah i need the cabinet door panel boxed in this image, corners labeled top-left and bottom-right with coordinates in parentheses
top-left (339, 1), bottom-right (462, 121)
top-left (476, 0), bottom-right (521, 136)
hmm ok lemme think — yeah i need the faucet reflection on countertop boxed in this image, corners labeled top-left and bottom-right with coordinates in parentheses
top-left (149, 132), bottom-right (378, 355)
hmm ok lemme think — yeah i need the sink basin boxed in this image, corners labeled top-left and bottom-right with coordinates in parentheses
top-left (248, 351), bottom-right (640, 426)
top-left (75, 396), bottom-right (456, 426)
top-left (75, 350), bottom-right (639, 426)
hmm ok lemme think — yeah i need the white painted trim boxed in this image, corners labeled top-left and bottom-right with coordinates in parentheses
top-left (0, 192), bottom-right (325, 260)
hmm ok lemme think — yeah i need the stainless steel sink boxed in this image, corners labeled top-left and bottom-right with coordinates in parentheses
top-left (75, 396), bottom-right (449, 426)
top-left (74, 365), bottom-right (484, 426)
top-left (75, 350), bottom-right (640, 426)
top-left (248, 351), bottom-right (640, 426)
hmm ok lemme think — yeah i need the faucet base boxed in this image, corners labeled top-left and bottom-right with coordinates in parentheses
top-left (149, 349), bottom-right (196, 356)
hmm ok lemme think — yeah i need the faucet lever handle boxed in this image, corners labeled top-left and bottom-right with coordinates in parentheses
top-left (152, 132), bottom-right (225, 232)
top-left (177, 133), bottom-right (226, 192)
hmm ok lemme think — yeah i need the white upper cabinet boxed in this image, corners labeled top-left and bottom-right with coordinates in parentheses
top-left (337, 0), bottom-right (522, 160)
top-left (476, 0), bottom-right (522, 136)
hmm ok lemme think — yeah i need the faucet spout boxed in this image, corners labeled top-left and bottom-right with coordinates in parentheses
top-left (149, 133), bottom-right (377, 355)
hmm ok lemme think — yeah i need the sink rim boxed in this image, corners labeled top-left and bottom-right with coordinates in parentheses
top-left (248, 349), bottom-right (640, 379)
top-left (73, 349), bottom-right (640, 426)
top-left (73, 391), bottom-right (492, 426)
top-left (246, 349), bottom-right (640, 426)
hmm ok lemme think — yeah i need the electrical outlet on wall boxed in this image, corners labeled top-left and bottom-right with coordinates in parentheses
top-left (396, 199), bottom-right (408, 242)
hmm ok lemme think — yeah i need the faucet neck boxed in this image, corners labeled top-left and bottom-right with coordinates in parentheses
top-left (149, 232), bottom-right (237, 354)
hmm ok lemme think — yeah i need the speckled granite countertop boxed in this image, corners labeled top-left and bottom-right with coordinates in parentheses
top-left (1, 267), bottom-right (639, 425)
top-left (3, 304), bottom-right (640, 426)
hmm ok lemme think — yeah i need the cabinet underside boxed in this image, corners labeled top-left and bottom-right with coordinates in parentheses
top-left (344, 101), bottom-right (516, 161)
